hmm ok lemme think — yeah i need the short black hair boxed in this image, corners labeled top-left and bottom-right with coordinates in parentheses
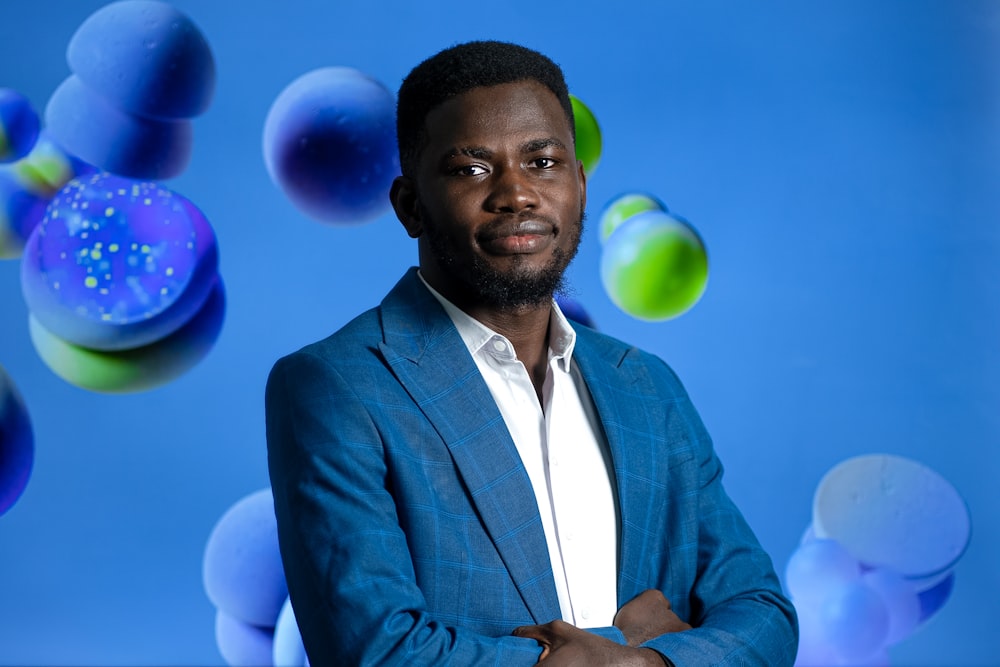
top-left (396, 40), bottom-right (574, 177)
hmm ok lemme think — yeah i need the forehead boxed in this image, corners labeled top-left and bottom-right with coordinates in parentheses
top-left (421, 80), bottom-right (573, 151)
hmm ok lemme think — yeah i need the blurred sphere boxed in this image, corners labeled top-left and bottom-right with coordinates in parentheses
top-left (67, 0), bottom-right (215, 119)
top-left (273, 597), bottom-right (308, 667)
top-left (793, 602), bottom-right (841, 667)
top-left (600, 209), bottom-right (708, 321)
top-left (21, 172), bottom-right (219, 351)
top-left (813, 454), bottom-right (970, 587)
top-left (785, 538), bottom-right (860, 604)
top-left (598, 192), bottom-right (667, 244)
top-left (862, 567), bottom-right (920, 645)
top-left (917, 571), bottom-right (954, 623)
top-left (0, 88), bottom-right (40, 163)
top-left (820, 580), bottom-right (890, 663)
top-left (0, 134), bottom-right (95, 259)
top-left (28, 278), bottom-right (225, 394)
top-left (569, 94), bottom-right (601, 176)
top-left (215, 609), bottom-right (274, 667)
top-left (204, 488), bottom-right (288, 628)
top-left (263, 67), bottom-right (399, 224)
top-left (45, 76), bottom-right (193, 179)
top-left (0, 365), bottom-right (33, 516)
top-left (556, 294), bottom-right (596, 329)
top-left (0, 171), bottom-right (47, 259)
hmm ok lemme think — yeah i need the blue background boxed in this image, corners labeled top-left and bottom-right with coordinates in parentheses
top-left (1, 1), bottom-right (997, 664)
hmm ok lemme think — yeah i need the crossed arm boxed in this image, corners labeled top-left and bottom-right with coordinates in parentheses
top-left (515, 589), bottom-right (692, 666)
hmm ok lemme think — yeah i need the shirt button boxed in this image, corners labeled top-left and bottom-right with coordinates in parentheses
top-left (581, 609), bottom-right (591, 621)
top-left (492, 339), bottom-right (506, 352)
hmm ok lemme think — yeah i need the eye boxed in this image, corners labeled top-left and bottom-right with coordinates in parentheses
top-left (530, 157), bottom-right (558, 169)
top-left (453, 164), bottom-right (488, 176)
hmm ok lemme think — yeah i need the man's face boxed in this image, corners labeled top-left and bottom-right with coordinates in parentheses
top-left (401, 80), bottom-right (586, 310)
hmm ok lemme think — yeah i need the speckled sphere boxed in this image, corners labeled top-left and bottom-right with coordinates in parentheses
top-left (21, 172), bottom-right (218, 350)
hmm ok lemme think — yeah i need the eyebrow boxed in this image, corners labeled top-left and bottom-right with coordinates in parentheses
top-left (442, 137), bottom-right (569, 162)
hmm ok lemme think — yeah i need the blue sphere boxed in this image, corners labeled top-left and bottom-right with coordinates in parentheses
top-left (0, 88), bottom-right (40, 163)
top-left (0, 366), bottom-right (33, 516)
top-left (203, 488), bottom-right (288, 628)
top-left (263, 67), bottom-right (399, 224)
top-left (45, 76), bottom-right (193, 179)
top-left (66, 0), bottom-right (215, 119)
top-left (215, 609), bottom-right (274, 667)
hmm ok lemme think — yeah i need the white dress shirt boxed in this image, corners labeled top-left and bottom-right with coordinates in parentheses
top-left (420, 275), bottom-right (620, 628)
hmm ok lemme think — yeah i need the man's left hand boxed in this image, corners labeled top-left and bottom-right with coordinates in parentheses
top-left (513, 620), bottom-right (666, 666)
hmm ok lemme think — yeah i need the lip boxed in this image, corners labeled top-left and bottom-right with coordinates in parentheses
top-left (478, 220), bottom-right (555, 255)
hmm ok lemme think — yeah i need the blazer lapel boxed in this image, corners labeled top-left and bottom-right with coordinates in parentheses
top-left (573, 328), bottom-right (671, 605)
top-left (376, 269), bottom-right (562, 624)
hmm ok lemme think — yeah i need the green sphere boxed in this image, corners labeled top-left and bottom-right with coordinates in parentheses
top-left (570, 94), bottom-right (601, 176)
top-left (600, 210), bottom-right (708, 321)
top-left (599, 192), bottom-right (667, 244)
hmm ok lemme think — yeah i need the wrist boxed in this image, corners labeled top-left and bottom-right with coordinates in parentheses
top-left (637, 647), bottom-right (671, 666)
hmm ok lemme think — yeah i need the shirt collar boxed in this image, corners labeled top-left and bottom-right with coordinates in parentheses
top-left (417, 271), bottom-right (577, 372)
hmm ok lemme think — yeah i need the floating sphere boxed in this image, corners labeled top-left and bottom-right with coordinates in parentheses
top-left (273, 597), bottom-right (308, 667)
top-left (862, 567), bottom-right (920, 645)
top-left (569, 94), bottom-right (601, 177)
top-left (67, 0), bottom-right (215, 119)
top-left (263, 67), bottom-right (399, 224)
top-left (45, 76), bottom-right (193, 179)
top-left (820, 580), bottom-right (890, 663)
top-left (215, 609), bottom-right (274, 667)
top-left (29, 277), bottom-right (225, 393)
top-left (21, 172), bottom-right (218, 351)
top-left (813, 454), bottom-right (970, 587)
top-left (204, 488), bottom-right (288, 628)
top-left (0, 170), bottom-right (47, 259)
top-left (0, 365), bottom-right (33, 516)
top-left (598, 192), bottom-right (667, 244)
top-left (0, 89), bottom-right (40, 163)
top-left (0, 134), bottom-right (95, 259)
top-left (600, 209), bottom-right (708, 321)
top-left (785, 538), bottom-right (860, 605)
top-left (916, 571), bottom-right (954, 623)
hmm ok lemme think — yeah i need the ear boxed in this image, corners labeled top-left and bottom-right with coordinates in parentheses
top-left (390, 175), bottom-right (423, 238)
top-left (577, 159), bottom-right (588, 212)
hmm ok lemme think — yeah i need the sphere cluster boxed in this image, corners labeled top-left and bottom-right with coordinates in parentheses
top-left (203, 488), bottom-right (308, 667)
top-left (786, 454), bottom-right (970, 665)
top-left (45, 0), bottom-right (215, 179)
top-left (20, 172), bottom-right (225, 393)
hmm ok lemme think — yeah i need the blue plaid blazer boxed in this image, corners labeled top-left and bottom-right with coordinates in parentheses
top-left (266, 268), bottom-right (797, 666)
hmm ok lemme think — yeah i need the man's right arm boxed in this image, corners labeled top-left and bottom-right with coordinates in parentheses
top-left (265, 350), bottom-right (544, 666)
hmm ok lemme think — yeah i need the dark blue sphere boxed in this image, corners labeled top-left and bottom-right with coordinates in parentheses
top-left (263, 67), bottom-right (399, 225)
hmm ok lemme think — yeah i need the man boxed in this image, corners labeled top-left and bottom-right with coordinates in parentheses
top-left (266, 41), bottom-right (797, 666)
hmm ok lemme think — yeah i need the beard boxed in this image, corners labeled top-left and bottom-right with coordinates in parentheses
top-left (421, 203), bottom-right (584, 311)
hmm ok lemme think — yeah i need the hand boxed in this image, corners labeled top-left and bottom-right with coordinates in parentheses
top-left (513, 620), bottom-right (665, 666)
top-left (614, 589), bottom-right (693, 647)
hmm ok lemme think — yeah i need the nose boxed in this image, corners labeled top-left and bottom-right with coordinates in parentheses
top-left (484, 164), bottom-right (538, 213)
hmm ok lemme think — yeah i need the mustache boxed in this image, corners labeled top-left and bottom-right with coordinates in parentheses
top-left (475, 213), bottom-right (558, 243)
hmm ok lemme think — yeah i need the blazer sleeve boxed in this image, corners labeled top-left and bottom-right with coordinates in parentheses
top-left (637, 357), bottom-right (799, 666)
top-left (265, 350), bottom-right (544, 666)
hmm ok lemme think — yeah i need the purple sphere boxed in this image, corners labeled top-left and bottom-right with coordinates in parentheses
top-left (263, 67), bottom-right (399, 224)
top-left (21, 172), bottom-right (218, 351)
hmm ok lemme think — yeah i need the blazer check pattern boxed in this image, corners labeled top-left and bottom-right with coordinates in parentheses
top-left (266, 268), bottom-right (797, 666)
